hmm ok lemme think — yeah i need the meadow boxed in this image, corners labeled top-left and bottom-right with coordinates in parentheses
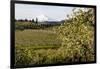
top-left (15, 29), bottom-right (61, 47)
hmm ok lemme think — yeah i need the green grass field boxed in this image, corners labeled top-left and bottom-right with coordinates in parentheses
top-left (15, 29), bottom-right (61, 47)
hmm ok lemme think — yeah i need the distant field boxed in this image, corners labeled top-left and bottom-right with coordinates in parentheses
top-left (15, 21), bottom-right (60, 30)
top-left (15, 29), bottom-right (62, 48)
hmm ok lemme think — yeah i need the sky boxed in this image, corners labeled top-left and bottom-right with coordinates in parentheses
top-left (15, 3), bottom-right (74, 21)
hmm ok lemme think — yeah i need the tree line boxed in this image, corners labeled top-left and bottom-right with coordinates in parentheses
top-left (15, 18), bottom-right (38, 24)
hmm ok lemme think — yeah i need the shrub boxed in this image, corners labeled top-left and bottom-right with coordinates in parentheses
top-left (54, 8), bottom-right (95, 62)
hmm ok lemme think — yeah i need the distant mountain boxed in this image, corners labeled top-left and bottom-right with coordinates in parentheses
top-left (37, 14), bottom-right (59, 22)
top-left (37, 14), bottom-right (65, 25)
top-left (37, 14), bottom-right (48, 22)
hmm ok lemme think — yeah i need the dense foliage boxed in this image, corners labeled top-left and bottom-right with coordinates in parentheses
top-left (55, 8), bottom-right (95, 62)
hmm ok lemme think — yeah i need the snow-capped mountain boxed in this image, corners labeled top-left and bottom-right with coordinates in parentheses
top-left (36, 14), bottom-right (64, 25)
top-left (37, 14), bottom-right (58, 22)
top-left (37, 14), bottom-right (48, 22)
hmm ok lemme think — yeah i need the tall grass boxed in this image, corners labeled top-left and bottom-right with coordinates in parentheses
top-left (15, 29), bottom-right (61, 47)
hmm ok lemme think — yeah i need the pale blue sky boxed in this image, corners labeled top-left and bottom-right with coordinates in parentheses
top-left (15, 4), bottom-right (74, 21)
